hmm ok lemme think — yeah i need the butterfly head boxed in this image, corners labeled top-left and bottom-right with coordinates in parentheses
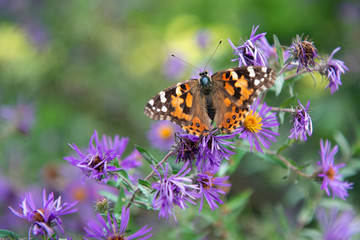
top-left (199, 71), bottom-right (211, 87)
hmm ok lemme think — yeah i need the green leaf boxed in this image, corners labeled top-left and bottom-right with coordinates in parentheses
top-left (279, 111), bottom-right (285, 125)
top-left (277, 139), bottom-right (295, 155)
top-left (138, 179), bottom-right (152, 189)
top-left (279, 95), bottom-right (297, 108)
top-left (273, 34), bottom-right (284, 66)
top-left (275, 74), bottom-right (285, 96)
top-left (113, 187), bottom-right (126, 214)
top-left (134, 144), bottom-right (159, 165)
top-left (0, 229), bottom-right (19, 239)
top-left (334, 131), bottom-right (351, 160)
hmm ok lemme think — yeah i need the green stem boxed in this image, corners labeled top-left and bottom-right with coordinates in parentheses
top-left (126, 150), bottom-right (174, 209)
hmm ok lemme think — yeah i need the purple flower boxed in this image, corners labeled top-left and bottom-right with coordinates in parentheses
top-left (237, 99), bottom-right (279, 153)
top-left (0, 101), bottom-right (35, 134)
top-left (9, 189), bottom-right (78, 239)
top-left (84, 207), bottom-right (152, 240)
top-left (259, 35), bottom-right (277, 60)
top-left (228, 25), bottom-right (268, 67)
top-left (64, 130), bottom-right (135, 183)
top-left (196, 29), bottom-right (212, 49)
top-left (196, 172), bottom-right (231, 211)
top-left (289, 100), bottom-right (313, 141)
top-left (163, 54), bottom-right (187, 80)
top-left (316, 207), bottom-right (360, 240)
top-left (317, 139), bottom-right (353, 200)
top-left (320, 47), bottom-right (349, 94)
top-left (174, 133), bottom-right (200, 165)
top-left (152, 162), bottom-right (198, 221)
top-left (289, 35), bottom-right (318, 73)
top-left (196, 130), bottom-right (237, 172)
top-left (147, 121), bottom-right (182, 151)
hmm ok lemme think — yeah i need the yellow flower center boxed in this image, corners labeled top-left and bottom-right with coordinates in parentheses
top-left (243, 110), bottom-right (263, 133)
top-left (158, 125), bottom-right (173, 140)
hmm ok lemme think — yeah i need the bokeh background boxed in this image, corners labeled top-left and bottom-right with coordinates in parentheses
top-left (0, 0), bottom-right (359, 239)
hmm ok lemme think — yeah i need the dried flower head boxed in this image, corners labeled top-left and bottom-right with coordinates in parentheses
top-left (290, 35), bottom-right (318, 73)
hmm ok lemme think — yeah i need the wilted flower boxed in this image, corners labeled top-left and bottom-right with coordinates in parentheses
top-left (84, 207), bottom-right (152, 240)
top-left (174, 133), bottom-right (200, 165)
top-left (228, 25), bottom-right (268, 67)
top-left (317, 139), bottom-right (353, 200)
top-left (147, 121), bottom-right (181, 151)
top-left (64, 130), bottom-right (137, 183)
top-left (319, 47), bottom-right (349, 94)
top-left (237, 99), bottom-right (279, 153)
top-left (289, 100), bottom-right (313, 141)
top-left (196, 130), bottom-right (237, 172)
top-left (152, 162), bottom-right (197, 221)
top-left (316, 207), bottom-right (360, 240)
top-left (0, 101), bottom-right (35, 134)
top-left (9, 189), bottom-right (78, 239)
top-left (195, 172), bottom-right (231, 211)
top-left (289, 35), bottom-right (318, 73)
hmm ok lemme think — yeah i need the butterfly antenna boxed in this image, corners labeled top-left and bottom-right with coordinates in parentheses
top-left (171, 54), bottom-right (202, 72)
top-left (203, 40), bottom-right (222, 71)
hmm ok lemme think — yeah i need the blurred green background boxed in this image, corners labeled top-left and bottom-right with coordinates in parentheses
top-left (0, 0), bottom-right (359, 238)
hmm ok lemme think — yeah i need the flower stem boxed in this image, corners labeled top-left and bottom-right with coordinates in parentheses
top-left (126, 150), bottom-right (174, 209)
top-left (266, 150), bottom-right (313, 178)
top-left (270, 107), bottom-right (295, 113)
top-left (284, 69), bottom-right (308, 81)
top-left (115, 173), bottom-right (135, 192)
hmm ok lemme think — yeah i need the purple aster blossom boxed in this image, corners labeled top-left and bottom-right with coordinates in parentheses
top-left (9, 189), bottom-right (78, 240)
top-left (289, 100), bottom-right (313, 141)
top-left (196, 130), bottom-right (237, 172)
top-left (64, 130), bottom-right (130, 183)
top-left (174, 133), bottom-right (200, 165)
top-left (163, 54), bottom-right (187, 80)
top-left (289, 35), bottom-right (318, 73)
top-left (237, 98), bottom-right (279, 153)
top-left (196, 29), bottom-right (212, 49)
top-left (228, 25), bottom-right (268, 67)
top-left (316, 207), bottom-right (360, 240)
top-left (195, 172), bottom-right (231, 212)
top-left (0, 101), bottom-right (35, 135)
top-left (84, 207), bottom-right (152, 240)
top-left (152, 162), bottom-right (198, 221)
top-left (317, 139), bottom-right (353, 200)
top-left (259, 35), bottom-right (277, 60)
top-left (147, 121), bottom-right (182, 151)
top-left (320, 47), bottom-right (349, 94)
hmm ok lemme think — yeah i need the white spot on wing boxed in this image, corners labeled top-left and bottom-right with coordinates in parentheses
top-left (248, 66), bottom-right (255, 77)
top-left (261, 67), bottom-right (267, 73)
top-left (159, 91), bottom-right (167, 103)
top-left (176, 86), bottom-right (182, 96)
top-left (254, 79), bottom-right (260, 86)
top-left (161, 106), bottom-right (167, 112)
top-left (148, 99), bottom-right (154, 106)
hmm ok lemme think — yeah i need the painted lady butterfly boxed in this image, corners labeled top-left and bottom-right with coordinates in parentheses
top-left (144, 66), bottom-right (276, 136)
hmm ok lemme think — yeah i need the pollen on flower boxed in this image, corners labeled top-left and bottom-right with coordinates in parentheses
top-left (326, 167), bottom-right (335, 180)
top-left (243, 110), bottom-right (263, 133)
top-left (158, 125), bottom-right (173, 140)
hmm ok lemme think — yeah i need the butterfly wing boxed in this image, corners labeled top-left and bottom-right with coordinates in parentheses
top-left (211, 66), bottom-right (276, 132)
top-left (144, 80), bottom-right (211, 136)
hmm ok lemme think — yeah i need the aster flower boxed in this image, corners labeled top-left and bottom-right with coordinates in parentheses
top-left (289, 35), bottom-right (318, 73)
top-left (289, 100), bottom-right (313, 141)
top-left (174, 133), bottom-right (200, 165)
top-left (228, 25), bottom-right (268, 67)
top-left (197, 130), bottom-right (237, 172)
top-left (319, 47), bottom-right (349, 94)
top-left (64, 130), bottom-right (132, 183)
top-left (316, 207), bottom-right (360, 240)
top-left (147, 121), bottom-right (182, 151)
top-left (0, 101), bottom-right (35, 134)
top-left (9, 189), bottom-right (78, 239)
top-left (317, 139), bottom-right (353, 200)
top-left (195, 172), bottom-right (231, 212)
top-left (84, 207), bottom-right (152, 240)
top-left (259, 35), bottom-right (277, 60)
top-left (152, 162), bottom-right (198, 220)
top-left (237, 99), bottom-right (279, 153)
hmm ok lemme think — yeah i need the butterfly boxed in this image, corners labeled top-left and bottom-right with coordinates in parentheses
top-left (144, 66), bottom-right (276, 136)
